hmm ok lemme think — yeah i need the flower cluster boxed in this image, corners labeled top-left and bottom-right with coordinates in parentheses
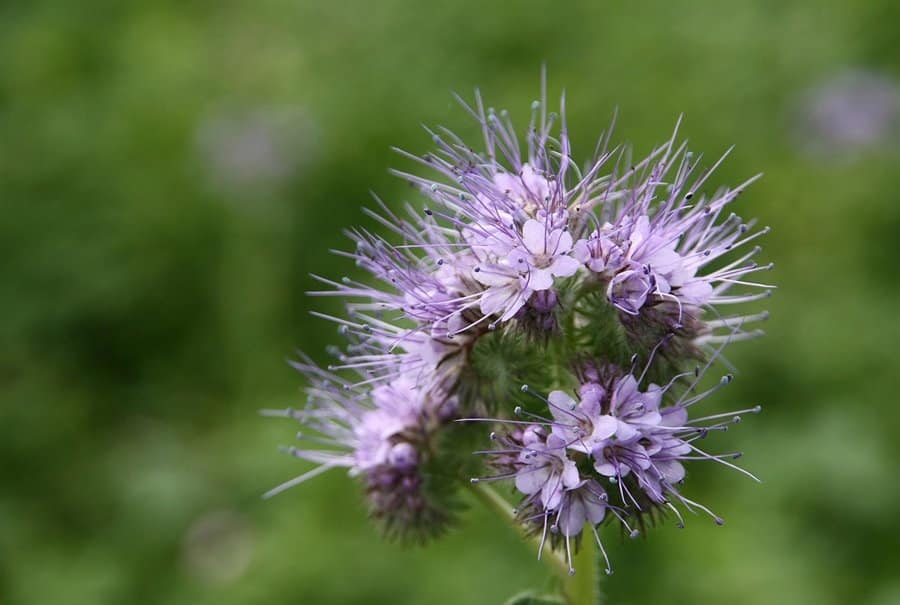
top-left (261, 356), bottom-right (461, 539)
top-left (478, 353), bottom-right (761, 573)
top-left (265, 80), bottom-right (771, 566)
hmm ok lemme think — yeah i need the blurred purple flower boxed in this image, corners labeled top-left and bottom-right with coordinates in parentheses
top-left (195, 105), bottom-right (316, 197)
top-left (792, 69), bottom-right (900, 159)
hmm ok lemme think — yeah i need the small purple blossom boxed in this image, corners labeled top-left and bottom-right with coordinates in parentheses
top-left (513, 218), bottom-right (581, 290)
top-left (472, 214), bottom-right (580, 321)
top-left (511, 432), bottom-right (580, 510)
top-left (557, 480), bottom-right (608, 538)
top-left (353, 376), bottom-right (424, 471)
top-left (607, 269), bottom-right (654, 316)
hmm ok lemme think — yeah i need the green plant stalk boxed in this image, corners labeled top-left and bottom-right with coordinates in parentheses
top-left (564, 532), bottom-right (599, 605)
top-left (470, 482), bottom-right (570, 580)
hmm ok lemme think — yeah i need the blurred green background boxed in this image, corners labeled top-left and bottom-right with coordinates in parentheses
top-left (2, 1), bottom-right (899, 604)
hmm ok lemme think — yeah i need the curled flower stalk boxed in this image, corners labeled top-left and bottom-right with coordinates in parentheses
top-left (264, 74), bottom-right (772, 603)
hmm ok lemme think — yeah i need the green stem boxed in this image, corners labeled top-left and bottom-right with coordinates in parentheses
top-left (563, 534), bottom-right (599, 605)
top-left (470, 482), bottom-right (570, 580)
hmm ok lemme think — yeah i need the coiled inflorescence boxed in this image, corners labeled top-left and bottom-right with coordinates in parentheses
top-left (264, 78), bottom-right (771, 565)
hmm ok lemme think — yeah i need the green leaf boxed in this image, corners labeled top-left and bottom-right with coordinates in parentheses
top-left (503, 590), bottom-right (567, 605)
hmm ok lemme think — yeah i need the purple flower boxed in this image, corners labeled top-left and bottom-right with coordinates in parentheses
top-left (480, 421), bottom-right (621, 575)
top-left (572, 157), bottom-right (773, 343)
top-left (792, 68), bottom-right (900, 159)
top-left (472, 215), bottom-right (581, 321)
top-left (266, 78), bottom-right (769, 570)
top-left (513, 433), bottom-right (581, 510)
top-left (545, 387), bottom-right (617, 455)
top-left (513, 219), bottom-right (581, 290)
top-left (353, 376), bottom-right (424, 471)
top-left (607, 269), bottom-right (654, 315)
top-left (555, 480), bottom-right (613, 574)
top-left (556, 480), bottom-right (608, 538)
top-left (262, 358), bottom-right (459, 540)
top-left (492, 163), bottom-right (552, 213)
top-left (303, 84), bottom-right (769, 398)
top-left (479, 353), bottom-right (761, 569)
top-left (261, 362), bottom-right (426, 486)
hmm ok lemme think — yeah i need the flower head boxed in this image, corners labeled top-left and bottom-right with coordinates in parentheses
top-left (265, 77), bottom-right (770, 572)
top-left (262, 358), bottom-right (459, 540)
top-left (477, 345), bottom-right (761, 573)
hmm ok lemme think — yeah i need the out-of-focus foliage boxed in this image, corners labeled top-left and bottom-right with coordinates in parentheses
top-left (1, 1), bottom-right (899, 604)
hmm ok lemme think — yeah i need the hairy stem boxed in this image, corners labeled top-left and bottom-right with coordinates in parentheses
top-left (470, 482), bottom-right (570, 580)
top-left (564, 534), bottom-right (600, 605)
